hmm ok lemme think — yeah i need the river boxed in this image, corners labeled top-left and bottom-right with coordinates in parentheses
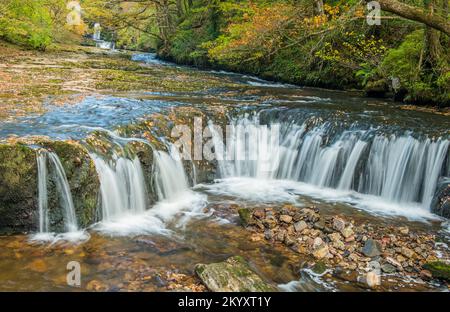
top-left (0, 51), bottom-right (448, 292)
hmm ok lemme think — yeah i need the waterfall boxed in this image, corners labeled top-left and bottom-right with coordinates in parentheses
top-left (35, 150), bottom-right (78, 234)
top-left (92, 22), bottom-right (115, 50)
top-left (338, 141), bottom-right (368, 190)
top-left (93, 23), bottom-right (101, 40)
top-left (37, 151), bottom-right (49, 233)
top-left (152, 143), bottom-right (208, 224)
top-left (153, 144), bottom-right (190, 201)
top-left (90, 153), bottom-right (148, 220)
top-left (209, 115), bottom-right (450, 214)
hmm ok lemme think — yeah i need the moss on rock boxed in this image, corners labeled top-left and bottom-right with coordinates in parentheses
top-left (195, 256), bottom-right (277, 292)
top-left (0, 144), bottom-right (37, 234)
top-left (423, 261), bottom-right (450, 281)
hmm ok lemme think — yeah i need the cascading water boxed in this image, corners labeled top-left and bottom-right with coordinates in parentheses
top-left (34, 150), bottom-right (79, 239)
top-left (37, 151), bottom-right (49, 233)
top-left (152, 144), bottom-right (207, 224)
top-left (92, 22), bottom-right (115, 50)
top-left (47, 152), bottom-right (78, 232)
top-left (207, 114), bottom-right (450, 218)
top-left (153, 144), bottom-right (190, 201)
top-left (90, 137), bottom-right (207, 235)
top-left (93, 23), bottom-right (101, 41)
top-left (90, 153), bottom-right (148, 220)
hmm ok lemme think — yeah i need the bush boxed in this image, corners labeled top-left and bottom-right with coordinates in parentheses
top-left (0, 0), bottom-right (53, 50)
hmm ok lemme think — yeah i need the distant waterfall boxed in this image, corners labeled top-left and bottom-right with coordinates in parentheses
top-left (36, 150), bottom-right (78, 233)
top-left (93, 23), bottom-right (101, 40)
top-left (90, 153), bottom-right (148, 220)
top-left (210, 115), bottom-right (450, 211)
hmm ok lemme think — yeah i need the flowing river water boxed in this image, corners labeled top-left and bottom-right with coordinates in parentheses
top-left (0, 52), bottom-right (449, 291)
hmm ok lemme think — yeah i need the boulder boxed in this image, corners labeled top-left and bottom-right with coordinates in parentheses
top-left (195, 256), bottom-right (277, 292)
top-left (361, 239), bottom-right (382, 257)
top-left (238, 208), bottom-right (253, 227)
top-left (0, 139), bottom-right (102, 234)
top-left (431, 180), bottom-right (450, 218)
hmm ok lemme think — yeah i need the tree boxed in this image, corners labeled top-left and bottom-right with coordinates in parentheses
top-left (369, 0), bottom-right (450, 36)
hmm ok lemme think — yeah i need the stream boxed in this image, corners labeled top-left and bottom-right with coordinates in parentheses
top-left (0, 52), bottom-right (449, 292)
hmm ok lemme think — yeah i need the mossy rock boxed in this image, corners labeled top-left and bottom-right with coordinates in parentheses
top-left (0, 144), bottom-right (37, 234)
top-left (423, 261), bottom-right (450, 281)
top-left (40, 140), bottom-right (100, 230)
top-left (0, 139), bottom-right (101, 234)
top-left (195, 256), bottom-right (277, 292)
top-left (238, 208), bottom-right (253, 227)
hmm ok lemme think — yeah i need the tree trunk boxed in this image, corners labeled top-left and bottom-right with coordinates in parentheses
top-left (369, 0), bottom-right (450, 36)
top-left (424, 0), bottom-right (442, 70)
top-left (313, 0), bottom-right (324, 15)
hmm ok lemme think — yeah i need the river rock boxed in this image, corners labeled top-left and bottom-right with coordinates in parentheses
top-left (280, 215), bottom-right (293, 223)
top-left (381, 263), bottom-right (397, 274)
top-left (294, 220), bottom-right (308, 233)
top-left (401, 246), bottom-right (415, 259)
top-left (364, 271), bottom-right (381, 288)
top-left (238, 209), bottom-right (253, 227)
top-left (341, 227), bottom-right (354, 239)
top-left (430, 180), bottom-right (450, 218)
top-left (332, 217), bottom-right (346, 232)
top-left (422, 261), bottom-right (450, 281)
top-left (195, 256), bottom-right (277, 292)
top-left (86, 280), bottom-right (109, 291)
top-left (263, 216), bottom-right (278, 229)
top-left (312, 242), bottom-right (329, 260)
top-left (362, 239), bottom-right (382, 257)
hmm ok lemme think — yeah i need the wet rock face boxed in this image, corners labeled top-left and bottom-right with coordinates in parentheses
top-left (0, 144), bottom-right (37, 234)
top-left (195, 256), bottom-right (277, 292)
top-left (431, 180), bottom-right (450, 218)
top-left (0, 140), bottom-right (100, 233)
top-left (42, 140), bottom-right (100, 230)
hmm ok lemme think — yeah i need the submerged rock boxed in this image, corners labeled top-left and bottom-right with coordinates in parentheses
top-left (195, 256), bottom-right (277, 292)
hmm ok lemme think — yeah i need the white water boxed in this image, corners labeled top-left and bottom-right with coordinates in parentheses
top-left (152, 144), bottom-right (207, 226)
top-left (93, 23), bottom-right (101, 40)
top-left (37, 151), bottom-right (49, 233)
top-left (91, 154), bottom-right (148, 220)
top-left (205, 115), bottom-right (449, 220)
top-left (47, 152), bottom-right (78, 232)
top-left (92, 23), bottom-right (115, 50)
top-left (32, 150), bottom-right (85, 243)
top-left (91, 144), bottom-right (206, 236)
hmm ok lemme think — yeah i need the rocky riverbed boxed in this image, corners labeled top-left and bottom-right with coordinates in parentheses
top-left (236, 203), bottom-right (450, 290)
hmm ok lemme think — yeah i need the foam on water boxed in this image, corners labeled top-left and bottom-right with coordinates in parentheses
top-left (198, 177), bottom-right (442, 221)
top-left (29, 230), bottom-right (90, 244)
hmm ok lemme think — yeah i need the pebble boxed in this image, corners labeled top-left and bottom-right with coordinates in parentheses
top-left (294, 220), bottom-right (308, 233)
top-left (280, 215), bottom-right (293, 223)
top-left (362, 239), bottom-right (382, 257)
top-left (341, 227), bottom-right (354, 239)
top-left (401, 246), bottom-right (415, 259)
top-left (333, 217), bottom-right (346, 232)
